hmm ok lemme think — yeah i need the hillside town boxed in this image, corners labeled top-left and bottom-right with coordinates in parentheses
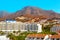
top-left (0, 0), bottom-right (60, 40)
top-left (0, 16), bottom-right (60, 40)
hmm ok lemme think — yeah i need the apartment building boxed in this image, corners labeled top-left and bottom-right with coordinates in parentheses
top-left (50, 24), bottom-right (60, 32)
top-left (0, 20), bottom-right (42, 32)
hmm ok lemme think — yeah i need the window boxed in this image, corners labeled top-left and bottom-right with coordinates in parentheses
top-left (52, 38), bottom-right (54, 40)
top-left (37, 38), bottom-right (40, 39)
top-left (56, 38), bottom-right (59, 40)
top-left (41, 38), bottom-right (44, 40)
top-left (32, 37), bottom-right (34, 39)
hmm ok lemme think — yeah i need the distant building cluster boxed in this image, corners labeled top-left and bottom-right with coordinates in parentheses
top-left (0, 17), bottom-right (60, 33)
top-left (0, 17), bottom-right (60, 40)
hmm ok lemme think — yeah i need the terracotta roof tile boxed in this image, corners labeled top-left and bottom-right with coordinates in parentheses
top-left (27, 34), bottom-right (46, 38)
top-left (50, 35), bottom-right (60, 38)
top-left (27, 34), bottom-right (60, 38)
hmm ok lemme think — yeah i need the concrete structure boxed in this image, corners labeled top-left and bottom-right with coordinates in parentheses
top-left (50, 24), bottom-right (60, 32)
top-left (37, 24), bottom-right (42, 33)
top-left (0, 21), bottom-right (42, 32)
top-left (25, 34), bottom-right (60, 40)
top-left (0, 35), bottom-right (9, 40)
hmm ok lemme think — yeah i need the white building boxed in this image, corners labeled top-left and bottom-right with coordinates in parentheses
top-left (50, 24), bottom-right (60, 32)
top-left (0, 35), bottom-right (9, 40)
top-left (37, 24), bottom-right (42, 33)
top-left (0, 20), bottom-right (42, 32)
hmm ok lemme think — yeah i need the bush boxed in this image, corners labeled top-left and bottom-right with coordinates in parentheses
top-left (50, 32), bottom-right (57, 35)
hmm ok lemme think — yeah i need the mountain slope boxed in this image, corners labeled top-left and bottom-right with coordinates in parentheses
top-left (14, 6), bottom-right (60, 18)
top-left (0, 6), bottom-right (60, 20)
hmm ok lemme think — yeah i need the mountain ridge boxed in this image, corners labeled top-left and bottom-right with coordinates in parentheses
top-left (0, 6), bottom-right (60, 21)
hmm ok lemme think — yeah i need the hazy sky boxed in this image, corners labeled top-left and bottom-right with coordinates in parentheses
top-left (0, 0), bottom-right (60, 13)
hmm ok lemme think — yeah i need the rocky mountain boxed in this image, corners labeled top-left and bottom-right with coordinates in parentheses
top-left (0, 6), bottom-right (60, 20)
top-left (14, 6), bottom-right (60, 18)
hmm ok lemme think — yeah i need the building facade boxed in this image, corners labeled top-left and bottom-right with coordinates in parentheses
top-left (50, 24), bottom-right (60, 32)
top-left (0, 21), bottom-right (42, 32)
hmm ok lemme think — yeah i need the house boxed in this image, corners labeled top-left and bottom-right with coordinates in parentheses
top-left (25, 34), bottom-right (46, 40)
top-left (25, 34), bottom-right (60, 40)
top-left (50, 35), bottom-right (60, 40)
top-left (50, 24), bottom-right (60, 32)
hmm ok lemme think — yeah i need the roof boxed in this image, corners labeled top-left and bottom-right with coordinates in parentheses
top-left (27, 34), bottom-right (60, 38)
top-left (27, 34), bottom-right (46, 38)
top-left (50, 35), bottom-right (60, 38)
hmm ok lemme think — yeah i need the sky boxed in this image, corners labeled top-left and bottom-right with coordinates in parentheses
top-left (0, 0), bottom-right (60, 13)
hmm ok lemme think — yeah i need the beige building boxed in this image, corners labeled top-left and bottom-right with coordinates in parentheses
top-left (0, 21), bottom-right (42, 32)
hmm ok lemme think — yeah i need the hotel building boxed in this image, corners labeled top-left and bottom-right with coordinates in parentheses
top-left (0, 20), bottom-right (42, 32)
